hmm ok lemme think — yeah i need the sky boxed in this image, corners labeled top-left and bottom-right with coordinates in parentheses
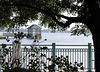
top-left (21, 20), bottom-right (49, 30)
top-left (21, 20), bottom-right (75, 30)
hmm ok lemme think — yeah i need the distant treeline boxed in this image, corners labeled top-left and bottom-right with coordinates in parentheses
top-left (0, 29), bottom-right (71, 33)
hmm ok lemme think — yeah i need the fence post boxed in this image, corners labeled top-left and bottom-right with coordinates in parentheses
top-left (88, 43), bottom-right (92, 72)
top-left (52, 43), bottom-right (56, 71)
top-left (52, 43), bottom-right (56, 59)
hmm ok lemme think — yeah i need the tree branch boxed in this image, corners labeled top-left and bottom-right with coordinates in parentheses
top-left (0, 3), bottom-right (88, 28)
top-left (68, 17), bottom-right (88, 24)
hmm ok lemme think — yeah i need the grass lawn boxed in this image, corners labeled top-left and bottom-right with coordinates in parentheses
top-left (0, 35), bottom-right (5, 39)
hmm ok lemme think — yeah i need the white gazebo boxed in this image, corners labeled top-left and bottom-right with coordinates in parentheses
top-left (27, 24), bottom-right (41, 39)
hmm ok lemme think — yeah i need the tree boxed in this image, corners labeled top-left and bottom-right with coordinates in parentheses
top-left (0, 0), bottom-right (100, 71)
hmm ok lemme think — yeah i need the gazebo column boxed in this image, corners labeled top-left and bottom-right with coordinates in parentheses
top-left (36, 29), bottom-right (38, 33)
top-left (39, 29), bottom-right (41, 39)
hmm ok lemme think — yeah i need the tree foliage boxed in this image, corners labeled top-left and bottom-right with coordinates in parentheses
top-left (0, 0), bottom-right (91, 35)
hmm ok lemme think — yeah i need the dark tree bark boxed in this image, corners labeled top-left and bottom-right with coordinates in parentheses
top-left (92, 17), bottom-right (100, 72)
top-left (92, 35), bottom-right (100, 72)
top-left (86, 1), bottom-right (100, 71)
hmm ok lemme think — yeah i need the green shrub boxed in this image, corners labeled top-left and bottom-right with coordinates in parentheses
top-left (0, 32), bottom-right (84, 72)
top-left (47, 55), bottom-right (84, 72)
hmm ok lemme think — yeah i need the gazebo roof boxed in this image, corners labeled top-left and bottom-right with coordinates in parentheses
top-left (27, 24), bottom-right (41, 29)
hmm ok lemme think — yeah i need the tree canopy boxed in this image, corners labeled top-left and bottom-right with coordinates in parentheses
top-left (1, 0), bottom-right (100, 71)
top-left (0, 0), bottom-right (91, 35)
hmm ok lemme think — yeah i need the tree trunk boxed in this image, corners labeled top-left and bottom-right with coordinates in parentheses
top-left (87, 2), bottom-right (100, 72)
top-left (12, 41), bottom-right (21, 68)
top-left (92, 34), bottom-right (100, 72)
top-left (91, 18), bottom-right (100, 72)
